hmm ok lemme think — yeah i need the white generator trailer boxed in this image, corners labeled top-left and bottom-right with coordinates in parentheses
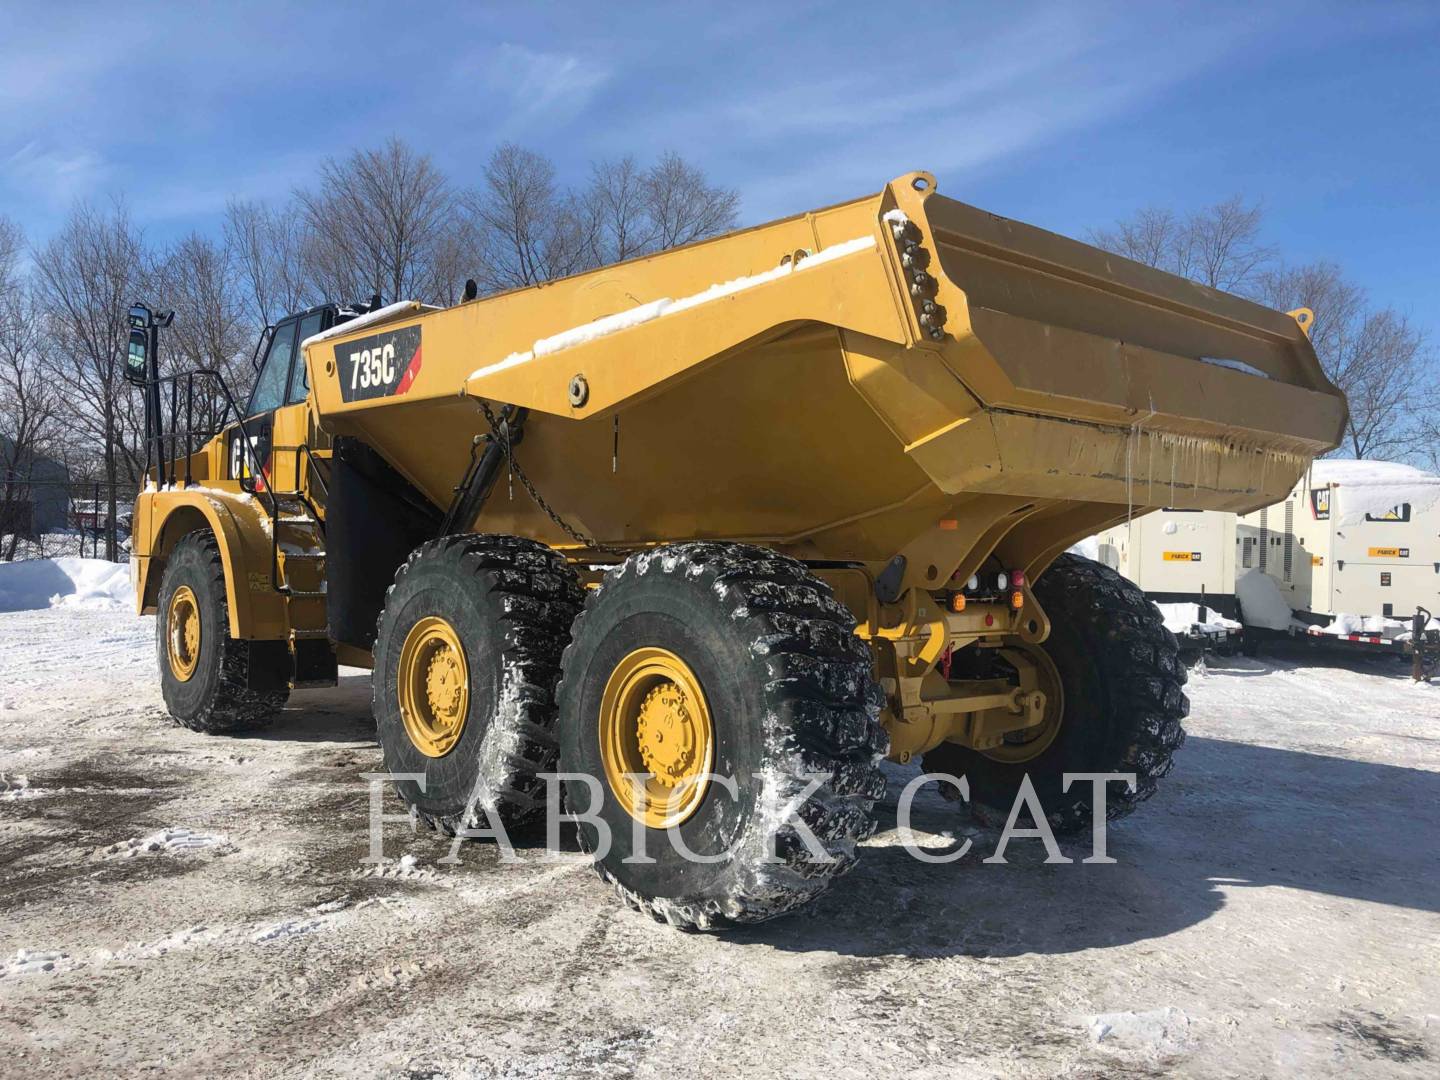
top-left (1098, 459), bottom-right (1440, 656)
top-left (1096, 509), bottom-right (1241, 649)
top-left (1252, 459), bottom-right (1440, 651)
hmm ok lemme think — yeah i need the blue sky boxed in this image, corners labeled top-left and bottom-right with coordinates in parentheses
top-left (3, 1), bottom-right (1436, 336)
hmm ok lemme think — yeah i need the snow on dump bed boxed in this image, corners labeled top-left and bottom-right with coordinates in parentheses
top-left (1311, 458), bottom-right (1440, 525)
top-left (470, 234), bottom-right (878, 381)
top-left (0, 558), bottom-right (133, 613)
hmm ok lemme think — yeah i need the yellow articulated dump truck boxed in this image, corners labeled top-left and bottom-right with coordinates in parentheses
top-left (127, 172), bottom-right (1346, 928)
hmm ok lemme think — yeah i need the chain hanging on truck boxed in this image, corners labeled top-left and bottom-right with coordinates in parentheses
top-left (474, 399), bottom-right (626, 555)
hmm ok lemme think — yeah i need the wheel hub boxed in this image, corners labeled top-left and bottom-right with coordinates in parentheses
top-left (980, 644), bottom-right (1065, 764)
top-left (635, 681), bottom-right (701, 787)
top-left (397, 616), bottom-right (470, 758)
top-left (166, 585), bottom-right (201, 682)
top-left (599, 647), bottom-right (714, 828)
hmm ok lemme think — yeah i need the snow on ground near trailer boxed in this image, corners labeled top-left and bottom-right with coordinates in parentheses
top-left (0, 557), bottom-right (133, 613)
top-left (1, 606), bottom-right (1438, 1078)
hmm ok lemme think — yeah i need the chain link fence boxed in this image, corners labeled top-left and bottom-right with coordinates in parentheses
top-left (1, 478), bottom-right (141, 562)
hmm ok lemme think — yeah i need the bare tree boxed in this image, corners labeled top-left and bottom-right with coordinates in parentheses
top-left (225, 198), bottom-right (315, 329)
top-left (1, 218), bottom-right (63, 558)
top-left (0, 216), bottom-right (21, 306)
top-left (30, 202), bottom-right (143, 559)
top-left (1090, 196), bottom-right (1273, 294)
top-left (468, 143), bottom-right (598, 291)
top-left (641, 151), bottom-right (740, 251)
top-left (586, 155), bottom-right (655, 264)
top-left (1256, 261), bottom-right (1429, 460)
top-left (472, 146), bottom-right (741, 290)
top-left (296, 138), bottom-right (458, 305)
top-left (146, 231), bottom-right (256, 438)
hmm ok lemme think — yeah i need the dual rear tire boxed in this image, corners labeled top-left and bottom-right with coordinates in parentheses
top-left (371, 538), bottom-right (888, 929)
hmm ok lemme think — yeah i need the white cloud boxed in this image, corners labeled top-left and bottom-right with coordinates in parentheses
top-left (480, 43), bottom-right (611, 124)
top-left (3, 142), bottom-right (109, 205)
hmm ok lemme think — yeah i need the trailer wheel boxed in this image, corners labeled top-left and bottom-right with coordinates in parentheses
top-left (556, 543), bottom-right (888, 929)
top-left (924, 552), bottom-right (1188, 834)
top-left (372, 535), bottom-right (584, 833)
top-left (156, 531), bottom-right (289, 733)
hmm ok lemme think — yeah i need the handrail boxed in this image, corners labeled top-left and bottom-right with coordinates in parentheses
top-left (141, 367), bottom-right (288, 591)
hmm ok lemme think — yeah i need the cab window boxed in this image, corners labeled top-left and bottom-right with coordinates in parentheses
top-left (248, 321), bottom-right (296, 417)
top-left (287, 312), bottom-right (324, 405)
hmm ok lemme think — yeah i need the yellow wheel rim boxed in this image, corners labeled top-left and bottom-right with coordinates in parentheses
top-left (599, 647), bottom-right (714, 829)
top-left (397, 616), bottom-right (470, 758)
top-left (166, 585), bottom-right (201, 682)
top-left (980, 644), bottom-right (1065, 764)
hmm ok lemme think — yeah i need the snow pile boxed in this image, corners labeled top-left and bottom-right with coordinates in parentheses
top-left (1086, 1006), bottom-right (1192, 1053)
top-left (1235, 569), bottom-right (1292, 630)
top-left (99, 827), bottom-right (234, 858)
top-left (1067, 535), bottom-right (1101, 560)
top-left (1, 949), bottom-right (68, 978)
top-left (0, 557), bottom-right (133, 613)
top-left (470, 234), bottom-right (878, 381)
top-left (1155, 602), bottom-right (1240, 637)
top-left (1311, 458), bottom-right (1440, 525)
top-left (1313, 612), bottom-right (1413, 641)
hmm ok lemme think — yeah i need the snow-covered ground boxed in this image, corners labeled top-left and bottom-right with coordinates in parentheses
top-left (1, 587), bottom-right (1438, 1076)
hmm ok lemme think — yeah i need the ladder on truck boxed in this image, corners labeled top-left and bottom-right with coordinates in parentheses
top-left (254, 445), bottom-right (337, 689)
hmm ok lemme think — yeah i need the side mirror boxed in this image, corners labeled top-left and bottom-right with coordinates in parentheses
top-left (124, 328), bottom-right (150, 386)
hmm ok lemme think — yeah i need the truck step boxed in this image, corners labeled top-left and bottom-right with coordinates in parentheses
top-left (289, 628), bottom-right (331, 640)
top-left (279, 551), bottom-right (326, 561)
top-left (284, 589), bottom-right (327, 599)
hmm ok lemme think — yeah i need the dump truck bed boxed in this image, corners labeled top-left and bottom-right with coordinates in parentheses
top-left (301, 171), bottom-right (1345, 590)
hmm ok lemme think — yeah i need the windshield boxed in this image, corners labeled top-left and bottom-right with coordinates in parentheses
top-left (248, 322), bottom-right (296, 416)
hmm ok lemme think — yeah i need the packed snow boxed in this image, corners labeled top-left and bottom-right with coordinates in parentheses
top-left (469, 234), bottom-right (878, 382)
top-left (0, 557), bottom-right (134, 613)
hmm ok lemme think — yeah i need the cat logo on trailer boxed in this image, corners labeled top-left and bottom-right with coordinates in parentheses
top-left (1162, 551), bottom-right (1203, 562)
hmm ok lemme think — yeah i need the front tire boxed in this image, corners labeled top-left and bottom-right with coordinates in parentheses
top-left (925, 552), bottom-right (1188, 833)
top-left (556, 543), bottom-right (888, 930)
top-left (156, 531), bottom-right (289, 733)
top-left (372, 535), bottom-right (584, 833)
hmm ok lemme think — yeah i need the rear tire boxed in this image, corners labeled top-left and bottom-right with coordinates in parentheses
top-left (924, 552), bottom-right (1188, 834)
top-left (372, 535), bottom-right (584, 833)
top-left (556, 543), bottom-right (888, 929)
top-left (156, 531), bottom-right (289, 733)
